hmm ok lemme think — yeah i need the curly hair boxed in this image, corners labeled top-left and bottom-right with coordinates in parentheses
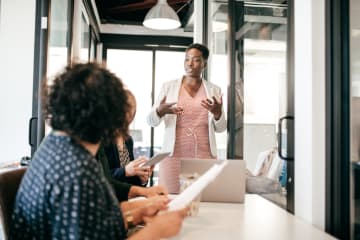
top-left (185, 43), bottom-right (209, 60)
top-left (44, 62), bottom-right (130, 144)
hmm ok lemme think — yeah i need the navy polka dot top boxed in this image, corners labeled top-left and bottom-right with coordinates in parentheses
top-left (11, 132), bottom-right (126, 240)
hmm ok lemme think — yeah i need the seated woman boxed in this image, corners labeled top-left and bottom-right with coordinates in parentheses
top-left (96, 143), bottom-right (165, 201)
top-left (100, 90), bottom-right (153, 186)
top-left (10, 63), bottom-right (187, 240)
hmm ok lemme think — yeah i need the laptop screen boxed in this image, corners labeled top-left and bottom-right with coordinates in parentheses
top-left (180, 159), bottom-right (246, 203)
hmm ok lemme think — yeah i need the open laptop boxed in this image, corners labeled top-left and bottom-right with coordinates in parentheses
top-left (180, 159), bottom-right (246, 203)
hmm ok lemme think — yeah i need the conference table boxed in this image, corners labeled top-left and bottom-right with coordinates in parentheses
top-left (169, 194), bottom-right (336, 240)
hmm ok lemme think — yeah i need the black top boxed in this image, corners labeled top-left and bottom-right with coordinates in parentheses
top-left (11, 132), bottom-right (127, 240)
top-left (96, 146), bottom-right (132, 201)
top-left (104, 137), bottom-right (144, 186)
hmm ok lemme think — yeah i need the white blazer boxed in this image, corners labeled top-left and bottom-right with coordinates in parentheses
top-left (147, 78), bottom-right (226, 157)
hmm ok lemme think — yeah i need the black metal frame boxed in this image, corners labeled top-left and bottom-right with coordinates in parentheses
top-left (101, 34), bottom-right (192, 51)
top-left (202, 0), bottom-right (208, 80)
top-left (31, 0), bottom-right (50, 155)
top-left (325, 0), bottom-right (350, 239)
top-left (202, 0), bottom-right (208, 46)
top-left (285, 0), bottom-right (295, 214)
top-left (227, 0), bottom-right (238, 159)
top-left (82, 0), bottom-right (100, 40)
top-left (67, 0), bottom-right (74, 65)
top-left (83, 0), bottom-right (100, 62)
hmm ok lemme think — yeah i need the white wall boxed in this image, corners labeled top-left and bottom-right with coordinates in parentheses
top-left (294, 0), bottom-right (326, 229)
top-left (0, 0), bottom-right (36, 164)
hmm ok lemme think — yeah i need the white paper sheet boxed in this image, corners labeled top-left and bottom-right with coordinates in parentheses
top-left (168, 161), bottom-right (228, 211)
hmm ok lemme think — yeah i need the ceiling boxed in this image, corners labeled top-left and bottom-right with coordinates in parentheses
top-left (94, 0), bottom-right (193, 27)
top-left (92, 0), bottom-right (287, 38)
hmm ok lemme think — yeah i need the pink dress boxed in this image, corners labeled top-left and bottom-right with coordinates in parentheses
top-left (159, 83), bottom-right (214, 193)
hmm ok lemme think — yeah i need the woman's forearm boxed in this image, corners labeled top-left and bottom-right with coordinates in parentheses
top-left (128, 225), bottom-right (160, 240)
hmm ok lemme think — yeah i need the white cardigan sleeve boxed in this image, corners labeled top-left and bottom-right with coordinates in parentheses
top-left (147, 83), bottom-right (167, 127)
top-left (209, 85), bottom-right (227, 133)
top-left (212, 109), bottom-right (227, 132)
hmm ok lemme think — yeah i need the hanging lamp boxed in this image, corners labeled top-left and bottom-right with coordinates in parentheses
top-left (143, 0), bottom-right (181, 30)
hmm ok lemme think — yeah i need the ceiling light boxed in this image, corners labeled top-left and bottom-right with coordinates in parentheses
top-left (212, 21), bottom-right (228, 32)
top-left (143, 0), bottom-right (181, 30)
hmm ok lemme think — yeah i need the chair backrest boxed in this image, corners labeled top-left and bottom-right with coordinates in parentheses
top-left (0, 168), bottom-right (26, 239)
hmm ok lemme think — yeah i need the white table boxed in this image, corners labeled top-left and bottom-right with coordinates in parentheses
top-left (170, 194), bottom-right (336, 240)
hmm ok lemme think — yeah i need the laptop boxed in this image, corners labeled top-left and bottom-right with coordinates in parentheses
top-left (180, 159), bottom-right (246, 203)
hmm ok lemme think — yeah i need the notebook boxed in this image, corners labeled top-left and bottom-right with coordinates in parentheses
top-left (180, 159), bottom-right (246, 203)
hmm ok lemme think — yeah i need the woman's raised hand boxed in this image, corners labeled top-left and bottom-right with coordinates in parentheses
top-left (156, 96), bottom-right (183, 117)
top-left (201, 95), bottom-right (223, 120)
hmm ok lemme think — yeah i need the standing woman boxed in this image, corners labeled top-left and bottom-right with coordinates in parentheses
top-left (103, 90), bottom-right (152, 186)
top-left (147, 43), bottom-right (226, 193)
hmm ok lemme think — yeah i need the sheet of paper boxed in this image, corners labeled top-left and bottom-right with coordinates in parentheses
top-left (168, 161), bottom-right (228, 211)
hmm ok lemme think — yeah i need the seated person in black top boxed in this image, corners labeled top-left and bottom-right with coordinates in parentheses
top-left (102, 90), bottom-right (153, 186)
top-left (11, 63), bottom-right (188, 240)
top-left (96, 145), bottom-right (165, 201)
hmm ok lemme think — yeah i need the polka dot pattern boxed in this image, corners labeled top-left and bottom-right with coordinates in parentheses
top-left (10, 133), bottom-right (126, 239)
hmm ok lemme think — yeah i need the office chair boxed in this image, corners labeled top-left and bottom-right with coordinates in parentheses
top-left (0, 168), bottom-right (26, 239)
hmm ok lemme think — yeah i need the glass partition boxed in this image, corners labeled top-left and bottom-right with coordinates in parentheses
top-left (208, 0), bottom-right (288, 209)
top-left (106, 48), bottom-right (186, 184)
top-left (47, 0), bottom-right (70, 81)
top-left (208, 1), bottom-right (229, 160)
top-left (154, 51), bottom-right (186, 153)
top-left (106, 49), bottom-right (153, 159)
top-left (46, 0), bottom-right (71, 135)
top-left (80, 13), bottom-right (89, 62)
top-left (350, 0), bottom-right (360, 237)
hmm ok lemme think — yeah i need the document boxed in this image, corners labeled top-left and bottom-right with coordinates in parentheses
top-left (141, 152), bottom-right (170, 167)
top-left (168, 161), bottom-right (228, 211)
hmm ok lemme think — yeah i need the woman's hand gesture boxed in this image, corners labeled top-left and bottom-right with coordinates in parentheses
top-left (201, 95), bottom-right (223, 120)
top-left (156, 96), bottom-right (184, 117)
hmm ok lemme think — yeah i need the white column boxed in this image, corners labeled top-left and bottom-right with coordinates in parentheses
top-left (96, 43), bottom-right (103, 64)
top-left (294, 0), bottom-right (326, 229)
top-left (71, 0), bottom-right (82, 62)
top-left (193, 0), bottom-right (203, 43)
top-left (0, 0), bottom-right (36, 164)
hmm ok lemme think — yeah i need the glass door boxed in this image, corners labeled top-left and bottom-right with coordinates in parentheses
top-left (106, 48), bottom-right (185, 184)
top-left (207, 1), bottom-right (228, 159)
top-left (153, 50), bottom-right (186, 157)
top-left (350, 0), bottom-right (360, 238)
top-left (208, 0), bottom-right (292, 210)
top-left (106, 49), bottom-right (153, 159)
top-left (45, 0), bottom-right (71, 136)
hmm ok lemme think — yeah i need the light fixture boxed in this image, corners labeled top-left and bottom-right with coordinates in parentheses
top-left (212, 20), bottom-right (227, 33)
top-left (143, 0), bottom-right (181, 30)
top-left (212, 8), bottom-right (227, 33)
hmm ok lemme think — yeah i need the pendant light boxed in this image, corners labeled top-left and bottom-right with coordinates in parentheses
top-left (143, 0), bottom-right (181, 30)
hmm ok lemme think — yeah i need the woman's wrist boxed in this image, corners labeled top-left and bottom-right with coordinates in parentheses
top-left (156, 107), bottom-right (163, 117)
top-left (213, 112), bottom-right (221, 121)
top-left (141, 179), bottom-right (148, 186)
top-left (123, 207), bottom-right (145, 228)
top-left (124, 210), bottom-right (135, 229)
top-left (128, 186), bottom-right (143, 198)
top-left (128, 225), bottom-right (160, 240)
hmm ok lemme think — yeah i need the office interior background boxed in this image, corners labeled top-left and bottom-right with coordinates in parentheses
top-left (0, 0), bottom-right (358, 239)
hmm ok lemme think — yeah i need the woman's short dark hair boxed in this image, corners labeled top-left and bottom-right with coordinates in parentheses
top-left (185, 43), bottom-right (209, 60)
top-left (44, 62), bottom-right (130, 144)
